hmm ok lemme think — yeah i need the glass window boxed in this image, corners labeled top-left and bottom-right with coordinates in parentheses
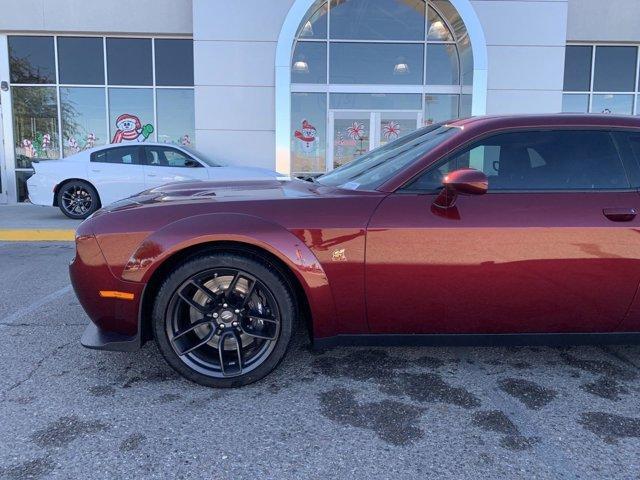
top-left (330, 93), bottom-right (421, 110)
top-left (12, 87), bottom-right (60, 165)
top-left (155, 39), bottom-right (194, 86)
top-left (563, 46), bottom-right (592, 92)
top-left (592, 94), bottom-right (634, 115)
top-left (593, 46), bottom-right (637, 92)
top-left (424, 94), bottom-right (459, 125)
top-left (106, 38), bottom-right (153, 86)
top-left (16, 171), bottom-right (34, 202)
top-left (427, 6), bottom-right (453, 41)
top-left (108, 88), bottom-right (155, 143)
top-left (379, 116), bottom-right (418, 146)
top-left (426, 44), bottom-right (460, 85)
top-left (156, 89), bottom-right (195, 146)
top-left (145, 146), bottom-right (197, 167)
top-left (92, 146), bottom-right (140, 164)
top-left (562, 94), bottom-right (589, 113)
top-left (408, 130), bottom-right (629, 192)
top-left (291, 92), bottom-right (327, 174)
top-left (330, 0), bottom-right (425, 41)
top-left (296, 2), bottom-right (328, 39)
top-left (9, 36), bottom-right (56, 84)
top-left (460, 94), bottom-right (472, 117)
top-left (330, 43), bottom-right (423, 85)
top-left (57, 37), bottom-right (105, 85)
top-left (318, 125), bottom-right (458, 189)
top-left (60, 87), bottom-right (107, 156)
top-left (292, 42), bottom-right (327, 84)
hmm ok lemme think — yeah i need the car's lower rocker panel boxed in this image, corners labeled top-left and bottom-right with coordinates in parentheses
top-left (312, 332), bottom-right (640, 349)
top-left (81, 322), bottom-right (141, 352)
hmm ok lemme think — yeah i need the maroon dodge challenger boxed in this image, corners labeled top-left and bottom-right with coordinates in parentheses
top-left (71, 114), bottom-right (640, 387)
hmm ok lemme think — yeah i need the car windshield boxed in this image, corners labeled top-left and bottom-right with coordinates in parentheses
top-left (181, 146), bottom-right (226, 167)
top-left (316, 124), bottom-right (459, 190)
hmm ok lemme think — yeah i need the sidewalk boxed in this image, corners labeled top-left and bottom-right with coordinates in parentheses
top-left (0, 203), bottom-right (79, 241)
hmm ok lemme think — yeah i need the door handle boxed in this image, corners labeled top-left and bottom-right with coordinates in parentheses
top-left (147, 173), bottom-right (157, 177)
top-left (603, 208), bottom-right (637, 222)
top-left (91, 169), bottom-right (101, 173)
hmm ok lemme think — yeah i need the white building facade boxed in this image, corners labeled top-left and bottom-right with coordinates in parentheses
top-left (0, 0), bottom-right (639, 203)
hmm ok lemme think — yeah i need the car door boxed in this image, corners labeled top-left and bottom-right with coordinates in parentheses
top-left (87, 145), bottom-right (146, 205)
top-left (365, 129), bottom-right (640, 335)
top-left (142, 145), bottom-right (209, 188)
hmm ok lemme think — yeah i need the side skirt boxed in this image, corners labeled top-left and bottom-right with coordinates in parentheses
top-left (313, 332), bottom-right (640, 350)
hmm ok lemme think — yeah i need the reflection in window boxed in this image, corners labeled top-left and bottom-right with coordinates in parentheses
top-left (16, 171), bottom-right (34, 202)
top-left (291, 93), bottom-right (327, 174)
top-left (330, 93), bottom-right (421, 110)
top-left (424, 94), bottom-right (459, 125)
top-left (9, 36), bottom-right (56, 84)
top-left (106, 38), bottom-right (153, 85)
top-left (330, 0), bottom-right (425, 41)
top-left (562, 94), bottom-right (589, 113)
top-left (57, 37), bottom-right (105, 85)
top-left (292, 42), bottom-right (327, 84)
top-left (296, 2), bottom-right (328, 39)
top-left (108, 88), bottom-right (155, 143)
top-left (12, 87), bottom-right (60, 165)
top-left (379, 116), bottom-right (417, 146)
top-left (330, 43), bottom-right (424, 84)
top-left (593, 46), bottom-right (637, 92)
top-left (156, 89), bottom-right (195, 146)
top-left (61, 88), bottom-right (107, 156)
top-left (155, 39), bottom-right (194, 86)
top-left (146, 146), bottom-right (195, 167)
top-left (426, 44), bottom-right (459, 85)
top-left (334, 117), bottom-right (371, 168)
top-left (563, 45), bottom-right (592, 92)
top-left (460, 94), bottom-right (472, 117)
top-left (592, 94), bottom-right (634, 115)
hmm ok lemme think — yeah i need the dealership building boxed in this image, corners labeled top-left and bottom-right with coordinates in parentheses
top-left (0, 0), bottom-right (639, 203)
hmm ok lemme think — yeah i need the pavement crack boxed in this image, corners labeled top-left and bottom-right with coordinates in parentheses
top-left (2, 340), bottom-right (74, 395)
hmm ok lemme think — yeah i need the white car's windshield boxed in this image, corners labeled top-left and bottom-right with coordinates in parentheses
top-left (316, 124), bottom-right (459, 191)
top-left (182, 147), bottom-right (226, 167)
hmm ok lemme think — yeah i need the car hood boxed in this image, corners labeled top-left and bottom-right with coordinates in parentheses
top-left (100, 178), bottom-right (360, 213)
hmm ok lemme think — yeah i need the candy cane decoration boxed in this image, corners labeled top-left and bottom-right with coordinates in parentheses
top-left (86, 132), bottom-right (96, 149)
top-left (67, 137), bottom-right (79, 153)
top-left (22, 139), bottom-right (34, 157)
top-left (382, 121), bottom-right (401, 141)
top-left (181, 134), bottom-right (191, 146)
top-left (42, 133), bottom-right (51, 150)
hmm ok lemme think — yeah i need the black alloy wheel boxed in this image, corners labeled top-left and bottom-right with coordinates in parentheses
top-left (57, 180), bottom-right (99, 219)
top-left (153, 253), bottom-right (295, 387)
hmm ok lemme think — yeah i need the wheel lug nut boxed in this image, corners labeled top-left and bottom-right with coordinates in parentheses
top-left (212, 313), bottom-right (219, 318)
top-left (219, 324), bottom-right (225, 329)
top-left (232, 321), bottom-right (239, 327)
top-left (223, 303), bottom-right (228, 308)
top-left (234, 309), bottom-right (240, 314)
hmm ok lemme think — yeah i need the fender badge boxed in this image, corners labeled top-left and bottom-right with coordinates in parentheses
top-left (331, 248), bottom-right (347, 262)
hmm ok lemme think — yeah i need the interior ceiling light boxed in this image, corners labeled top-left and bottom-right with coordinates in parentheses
top-left (394, 57), bottom-right (410, 75)
top-left (292, 55), bottom-right (309, 73)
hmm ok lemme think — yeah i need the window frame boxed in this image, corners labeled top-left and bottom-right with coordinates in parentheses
top-left (90, 145), bottom-right (143, 165)
top-left (562, 43), bottom-right (640, 115)
top-left (398, 127), bottom-right (640, 194)
top-left (142, 145), bottom-right (202, 168)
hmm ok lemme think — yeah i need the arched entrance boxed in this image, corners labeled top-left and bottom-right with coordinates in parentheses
top-left (275, 0), bottom-right (487, 176)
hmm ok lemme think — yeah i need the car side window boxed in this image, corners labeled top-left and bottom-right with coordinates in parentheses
top-left (91, 146), bottom-right (139, 165)
top-left (144, 147), bottom-right (199, 168)
top-left (406, 130), bottom-right (630, 192)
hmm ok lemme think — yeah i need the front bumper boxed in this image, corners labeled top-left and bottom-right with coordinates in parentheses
top-left (70, 226), bottom-right (146, 351)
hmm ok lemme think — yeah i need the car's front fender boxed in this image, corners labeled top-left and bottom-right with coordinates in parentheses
top-left (121, 212), bottom-right (338, 338)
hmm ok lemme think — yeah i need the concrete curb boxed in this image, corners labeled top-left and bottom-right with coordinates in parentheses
top-left (0, 229), bottom-right (75, 242)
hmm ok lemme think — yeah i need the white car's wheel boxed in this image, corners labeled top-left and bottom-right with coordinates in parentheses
top-left (57, 180), bottom-right (100, 219)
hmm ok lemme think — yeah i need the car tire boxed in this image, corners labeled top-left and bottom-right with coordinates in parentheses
top-left (57, 180), bottom-right (100, 219)
top-left (152, 252), bottom-right (295, 388)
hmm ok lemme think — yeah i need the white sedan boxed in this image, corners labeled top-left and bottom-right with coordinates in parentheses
top-left (27, 143), bottom-right (282, 219)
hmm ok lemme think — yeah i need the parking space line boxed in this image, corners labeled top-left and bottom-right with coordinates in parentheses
top-left (0, 229), bottom-right (75, 241)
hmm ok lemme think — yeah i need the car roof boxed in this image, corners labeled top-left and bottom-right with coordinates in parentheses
top-left (447, 114), bottom-right (640, 131)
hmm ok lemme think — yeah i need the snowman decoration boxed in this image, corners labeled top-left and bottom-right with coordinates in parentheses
top-left (111, 113), bottom-right (154, 143)
top-left (294, 119), bottom-right (318, 154)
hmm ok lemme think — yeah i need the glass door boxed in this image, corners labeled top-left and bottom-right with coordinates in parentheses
top-left (328, 110), bottom-right (421, 170)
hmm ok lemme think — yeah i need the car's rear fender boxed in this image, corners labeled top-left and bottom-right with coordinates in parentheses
top-left (121, 212), bottom-right (338, 338)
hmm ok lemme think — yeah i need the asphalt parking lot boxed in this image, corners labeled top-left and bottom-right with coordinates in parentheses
top-left (1, 241), bottom-right (640, 479)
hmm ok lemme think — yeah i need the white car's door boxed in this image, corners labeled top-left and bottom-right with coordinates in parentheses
top-left (142, 145), bottom-right (209, 188)
top-left (87, 145), bottom-right (146, 205)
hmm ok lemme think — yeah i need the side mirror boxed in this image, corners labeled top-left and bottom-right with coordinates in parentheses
top-left (433, 168), bottom-right (488, 209)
